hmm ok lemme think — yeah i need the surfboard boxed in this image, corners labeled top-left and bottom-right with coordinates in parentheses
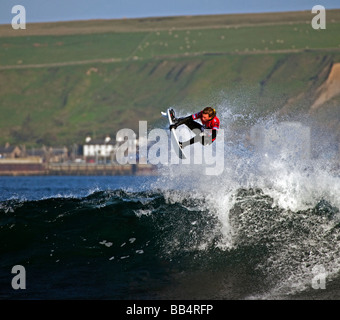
top-left (161, 108), bottom-right (187, 159)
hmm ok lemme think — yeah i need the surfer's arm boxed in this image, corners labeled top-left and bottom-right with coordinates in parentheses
top-left (203, 120), bottom-right (219, 143)
top-left (192, 111), bottom-right (203, 120)
top-left (212, 129), bottom-right (217, 141)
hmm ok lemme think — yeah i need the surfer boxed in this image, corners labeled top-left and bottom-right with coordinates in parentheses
top-left (169, 107), bottom-right (220, 148)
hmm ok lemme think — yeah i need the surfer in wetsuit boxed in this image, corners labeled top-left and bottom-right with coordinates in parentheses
top-left (169, 107), bottom-right (220, 148)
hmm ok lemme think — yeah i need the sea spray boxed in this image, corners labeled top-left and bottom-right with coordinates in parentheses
top-left (152, 100), bottom-right (340, 298)
top-left (1, 100), bottom-right (339, 299)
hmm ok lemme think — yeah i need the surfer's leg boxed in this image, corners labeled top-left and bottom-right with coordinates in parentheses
top-left (181, 128), bottom-right (205, 148)
top-left (173, 116), bottom-right (203, 130)
top-left (181, 128), bottom-right (215, 148)
top-left (181, 136), bottom-right (199, 148)
top-left (183, 118), bottom-right (203, 132)
top-left (175, 117), bottom-right (204, 148)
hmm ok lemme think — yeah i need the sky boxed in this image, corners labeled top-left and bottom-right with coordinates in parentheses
top-left (0, 0), bottom-right (339, 24)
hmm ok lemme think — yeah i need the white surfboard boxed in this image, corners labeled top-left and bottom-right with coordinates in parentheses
top-left (161, 108), bottom-right (187, 159)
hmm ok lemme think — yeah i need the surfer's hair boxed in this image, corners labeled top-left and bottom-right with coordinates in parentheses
top-left (202, 107), bottom-right (216, 119)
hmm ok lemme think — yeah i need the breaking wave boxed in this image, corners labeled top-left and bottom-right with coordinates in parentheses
top-left (1, 101), bottom-right (339, 299)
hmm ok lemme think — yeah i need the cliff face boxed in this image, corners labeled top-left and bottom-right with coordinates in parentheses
top-left (310, 63), bottom-right (340, 111)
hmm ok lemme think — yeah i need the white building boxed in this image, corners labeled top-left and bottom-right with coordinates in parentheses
top-left (250, 121), bottom-right (311, 160)
top-left (83, 136), bottom-right (115, 159)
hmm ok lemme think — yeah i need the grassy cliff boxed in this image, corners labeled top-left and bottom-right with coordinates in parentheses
top-left (0, 10), bottom-right (340, 146)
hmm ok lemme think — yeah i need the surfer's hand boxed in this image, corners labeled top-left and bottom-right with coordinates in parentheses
top-left (169, 124), bottom-right (177, 130)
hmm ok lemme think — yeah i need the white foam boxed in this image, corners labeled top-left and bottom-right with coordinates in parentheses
top-left (153, 100), bottom-right (340, 297)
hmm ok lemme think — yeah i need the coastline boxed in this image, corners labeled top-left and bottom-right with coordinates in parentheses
top-left (0, 160), bottom-right (157, 176)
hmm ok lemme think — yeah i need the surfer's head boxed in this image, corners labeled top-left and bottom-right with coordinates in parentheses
top-left (202, 107), bottom-right (216, 121)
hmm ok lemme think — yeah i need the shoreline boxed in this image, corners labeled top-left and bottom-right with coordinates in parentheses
top-left (0, 162), bottom-right (158, 176)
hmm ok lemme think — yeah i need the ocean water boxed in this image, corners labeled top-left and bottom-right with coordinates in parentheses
top-left (1, 106), bottom-right (340, 300)
top-left (0, 173), bottom-right (339, 300)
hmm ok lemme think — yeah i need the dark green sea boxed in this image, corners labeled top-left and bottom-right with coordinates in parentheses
top-left (0, 169), bottom-right (339, 300)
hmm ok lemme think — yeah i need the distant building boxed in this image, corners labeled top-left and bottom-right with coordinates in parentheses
top-left (250, 121), bottom-right (311, 160)
top-left (0, 144), bottom-right (21, 159)
top-left (26, 147), bottom-right (46, 159)
top-left (83, 136), bottom-right (116, 162)
top-left (48, 147), bottom-right (68, 163)
top-left (23, 146), bottom-right (68, 163)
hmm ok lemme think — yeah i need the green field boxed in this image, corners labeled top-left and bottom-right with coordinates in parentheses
top-left (1, 21), bottom-right (340, 66)
top-left (0, 10), bottom-right (339, 146)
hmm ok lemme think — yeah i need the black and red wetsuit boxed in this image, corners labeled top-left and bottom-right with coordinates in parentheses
top-left (172, 110), bottom-right (220, 146)
top-left (192, 110), bottom-right (220, 142)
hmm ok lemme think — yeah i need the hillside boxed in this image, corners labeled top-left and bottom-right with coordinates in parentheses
top-left (0, 10), bottom-right (340, 147)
